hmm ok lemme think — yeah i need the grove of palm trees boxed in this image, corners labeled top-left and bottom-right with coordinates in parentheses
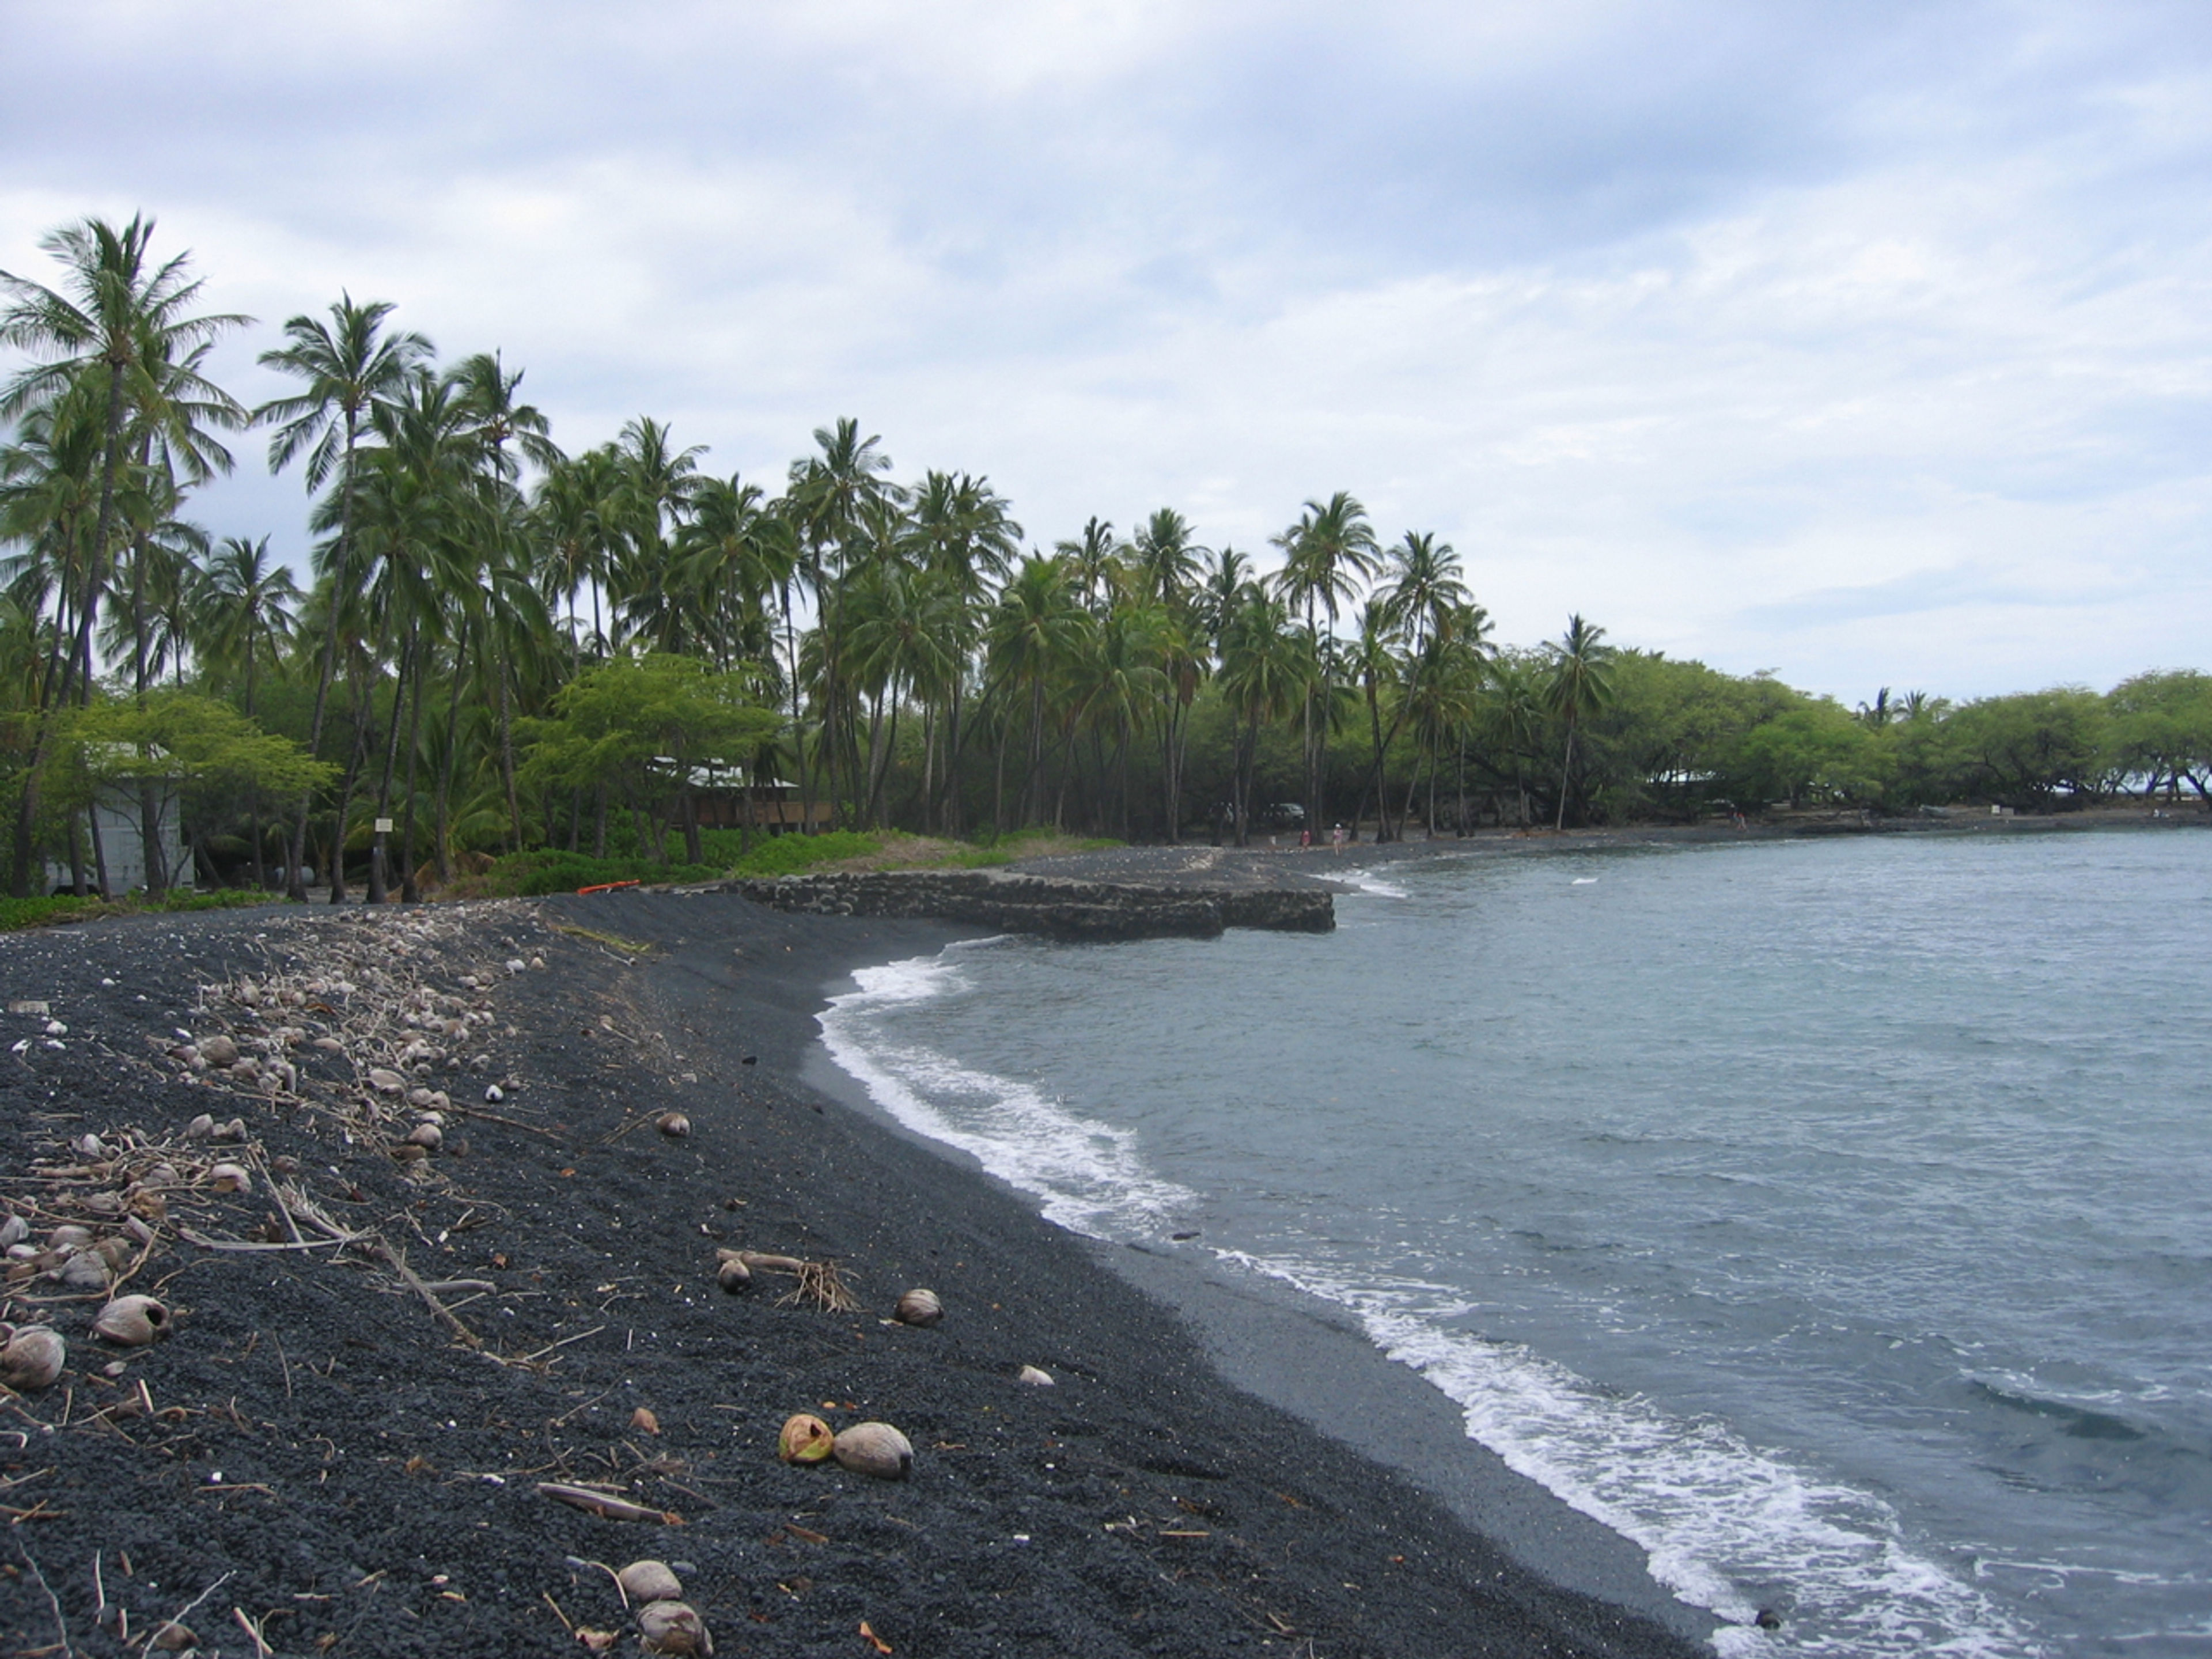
top-left (6, 215), bottom-right (2209, 904)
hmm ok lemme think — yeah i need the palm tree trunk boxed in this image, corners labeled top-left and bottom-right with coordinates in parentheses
top-left (288, 410), bottom-right (361, 902)
top-left (398, 643), bottom-right (429, 902)
top-left (1555, 718), bottom-right (1577, 833)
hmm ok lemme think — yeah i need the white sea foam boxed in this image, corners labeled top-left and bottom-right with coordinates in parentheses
top-left (1212, 1248), bottom-right (2046, 1657)
top-left (821, 947), bottom-right (2043, 1658)
top-left (818, 953), bottom-right (1200, 1238)
top-left (1332, 866), bottom-right (1410, 899)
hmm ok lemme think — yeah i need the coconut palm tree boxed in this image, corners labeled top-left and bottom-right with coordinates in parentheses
top-left (1271, 493), bottom-right (1378, 831)
top-left (1217, 586), bottom-right (1306, 846)
top-left (1544, 613), bottom-right (1616, 830)
top-left (985, 555), bottom-right (1090, 829)
top-left (1, 215), bottom-right (249, 895)
top-left (194, 535), bottom-right (300, 885)
top-left (257, 294), bottom-right (433, 898)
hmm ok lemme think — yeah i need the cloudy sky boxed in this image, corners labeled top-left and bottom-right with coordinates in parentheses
top-left (6, 1), bottom-right (2209, 699)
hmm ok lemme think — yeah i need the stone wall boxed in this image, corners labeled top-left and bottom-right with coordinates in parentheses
top-left (728, 869), bottom-right (1334, 941)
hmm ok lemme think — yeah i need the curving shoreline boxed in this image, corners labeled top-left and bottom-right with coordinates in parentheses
top-left (0, 887), bottom-right (1710, 1657)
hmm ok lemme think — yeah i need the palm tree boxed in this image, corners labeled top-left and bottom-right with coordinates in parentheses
top-left (1055, 516), bottom-right (1120, 614)
top-left (904, 471), bottom-right (1019, 831)
top-left (1217, 586), bottom-right (1306, 846)
top-left (1, 214), bottom-right (249, 895)
top-left (194, 535), bottom-right (300, 885)
top-left (1379, 531), bottom-right (1468, 653)
top-left (1272, 492), bottom-right (1379, 831)
top-left (257, 294), bottom-right (433, 898)
top-left (1544, 614), bottom-right (1616, 830)
top-left (786, 419), bottom-right (900, 827)
top-left (985, 555), bottom-right (1089, 829)
top-left (1127, 509), bottom-right (1206, 612)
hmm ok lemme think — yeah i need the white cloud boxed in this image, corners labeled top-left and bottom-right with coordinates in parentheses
top-left (5, 1), bottom-right (2210, 700)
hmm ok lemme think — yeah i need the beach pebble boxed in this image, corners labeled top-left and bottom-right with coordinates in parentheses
top-left (312, 1036), bottom-right (345, 1053)
top-left (209, 1162), bottom-right (252, 1194)
top-left (199, 1034), bottom-right (240, 1067)
top-left (832, 1421), bottom-right (914, 1480)
top-left (73, 1134), bottom-right (105, 1160)
top-left (43, 1019), bottom-right (66, 1037)
top-left (0, 1215), bottom-right (24, 1249)
top-left (1017, 1365), bottom-right (1055, 1387)
top-left (483, 1084), bottom-right (503, 1104)
top-left (406, 1124), bottom-right (442, 1152)
top-left (656, 1112), bottom-right (690, 1139)
top-left (49, 1225), bottom-right (92, 1250)
top-left (716, 1255), bottom-right (751, 1293)
top-left (368, 1067), bottom-right (407, 1094)
top-left (505, 958), bottom-right (525, 975)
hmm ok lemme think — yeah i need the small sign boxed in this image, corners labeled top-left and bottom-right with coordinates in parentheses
top-left (374, 817), bottom-right (395, 834)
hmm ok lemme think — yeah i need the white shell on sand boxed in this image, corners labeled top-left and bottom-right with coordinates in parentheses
top-left (1018, 1365), bottom-right (1055, 1387)
top-left (832, 1421), bottom-right (914, 1480)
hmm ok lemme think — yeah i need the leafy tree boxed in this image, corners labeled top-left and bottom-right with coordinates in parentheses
top-left (517, 652), bottom-right (779, 865)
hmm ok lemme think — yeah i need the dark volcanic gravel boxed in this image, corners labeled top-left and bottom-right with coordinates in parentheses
top-left (0, 892), bottom-right (1706, 1658)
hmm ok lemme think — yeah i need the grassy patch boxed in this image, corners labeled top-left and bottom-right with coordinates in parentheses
top-left (548, 921), bottom-right (658, 957)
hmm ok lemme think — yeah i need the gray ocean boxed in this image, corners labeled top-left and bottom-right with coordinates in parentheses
top-left (817, 830), bottom-right (2212, 1656)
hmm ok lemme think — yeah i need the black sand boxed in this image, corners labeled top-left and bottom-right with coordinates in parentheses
top-left (0, 885), bottom-right (1712, 1657)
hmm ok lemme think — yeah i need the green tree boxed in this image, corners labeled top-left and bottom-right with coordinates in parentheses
top-left (1544, 614), bottom-right (1616, 830)
top-left (256, 294), bottom-right (434, 898)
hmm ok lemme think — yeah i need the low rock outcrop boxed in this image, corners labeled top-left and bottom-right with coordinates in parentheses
top-left (728, 869), bottom-right (1333, 940)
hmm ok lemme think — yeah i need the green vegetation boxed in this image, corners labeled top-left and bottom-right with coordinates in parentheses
top-left (3, 213), bottom-right (2207, 916)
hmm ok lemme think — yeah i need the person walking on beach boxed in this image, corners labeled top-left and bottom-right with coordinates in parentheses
top-left (1331, 823), bottom-right (1346, 853)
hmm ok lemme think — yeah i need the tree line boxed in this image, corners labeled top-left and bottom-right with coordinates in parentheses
top-left (3, 215), bottom-right (2206, 899)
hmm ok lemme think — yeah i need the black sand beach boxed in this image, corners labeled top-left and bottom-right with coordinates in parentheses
top-left (0, 879), bottom-right (1713, 1657)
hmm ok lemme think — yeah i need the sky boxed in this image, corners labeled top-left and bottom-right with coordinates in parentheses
top-left (4, 0), bottom-right (2209, 700)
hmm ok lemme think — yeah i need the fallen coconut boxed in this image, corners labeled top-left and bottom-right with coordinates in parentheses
top-left (617, 1559), bottom-right (683, 1603)
top-left (184, 1113), bottom-right (215, 1139)
top-left (636, 1599), bottom-right (712, 1656)
top-left (54, 1252), bottom-right (108, 1291)
top-left (48, 1224), bottom-right (92, 1250)
top-left (656, 1112), bottom-right (691, 1139)
top-left (0, 1326), bottom-right (65, 1390)
top-left (208, 1162), bottom-right (252, 1194)
top-left (895, 1287), bottom-right (944, 1327)
top-left (199, 1033), bottom-right (240, 1067)
top-left (92, 1236), bottom-right (133, 1271)
top-left (0, 1215), bottom-right (23, 1249)
top-left (778, 1412), bottom-right (835, 1464)
top-left (368, 1067), bottom-right (407, 1094)
top-left (715, 1255), bottom-right (751, 1294)
top-left (832, 1421), bottom-right (914, 1481)
top-left (92, 1294), bottom-right (169, 1346)
top-left (1018, 1365), bottom-right (1055, 1387)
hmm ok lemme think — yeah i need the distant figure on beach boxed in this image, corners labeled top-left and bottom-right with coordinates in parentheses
top-left (1301, 827), bottom-right (1312, 848)
top-left (1331, 823), bottom-right (1346, 853)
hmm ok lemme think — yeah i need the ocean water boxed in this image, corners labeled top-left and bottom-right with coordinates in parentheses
top-left (817, 831), bottom-right (2212, 1656)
